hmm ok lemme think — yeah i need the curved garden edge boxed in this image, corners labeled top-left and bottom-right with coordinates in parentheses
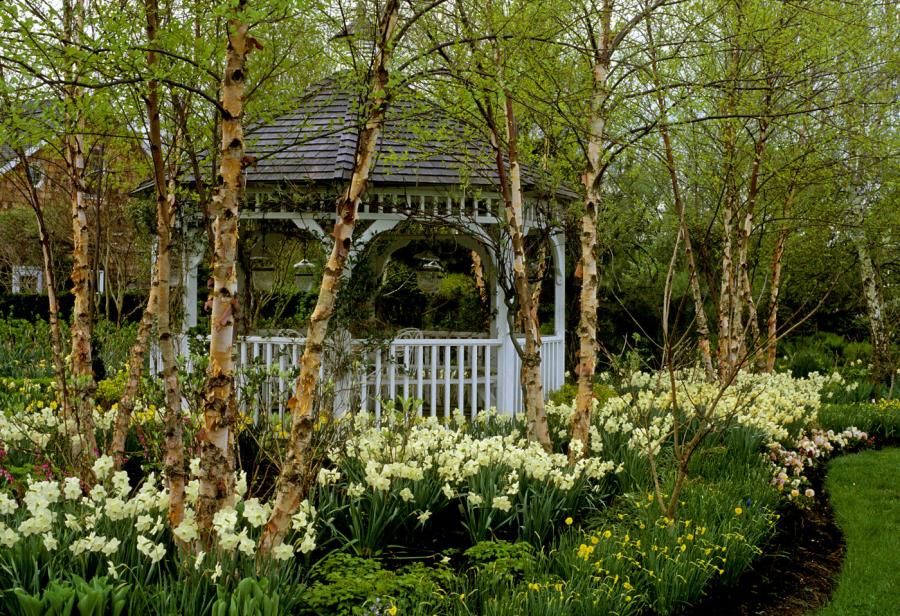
top-left (694, 444), bottom-right (900, 616)
top-left (814, 446), bottom-right (900, 616)
top-left (691, 466), bottom-right (844, 615)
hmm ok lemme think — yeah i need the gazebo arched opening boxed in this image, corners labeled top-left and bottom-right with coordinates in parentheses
top-left (166, 77), bottom-right (571, 418)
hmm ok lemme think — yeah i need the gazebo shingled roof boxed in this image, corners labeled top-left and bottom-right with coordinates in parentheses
top-left (240, 76), bottom-right (574, 198)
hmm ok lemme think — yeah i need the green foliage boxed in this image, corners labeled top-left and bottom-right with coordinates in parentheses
top-left (464, 540), bottom-right (536, 582)
top-left (0, 317), bottom-right (139, 380)
top-left (548, 381), bottom-right (616, 407)
top-left (12, 576), bottom-right (129, 616)
top-left (0, 319), bottom-right (66, 378)
top-left (211, 577), bottom-right (280, 616)
top-left (300, 553), bottom-right (455, 615)
top-left (95, 371), bottom-right (126, 411)
top-left (91, 320), bottom-right (138, 377)
top-left (788, 348), bottom-right (831, 378)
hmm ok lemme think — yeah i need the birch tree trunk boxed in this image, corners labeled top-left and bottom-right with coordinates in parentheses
top-left (716, 35), bottom-right (743, 382)
top-left (258, 0), bottom-right (401, 555)
top-left (849, 191), bottom-right (892, 382)
top-left (0, 67), bottom-right (74, 457)
top-left (500, 91), bottom-right (551, 450)
top-left (17, 153), bottom-right (73, 423)
top-left (197, 0), bottom-right (257, 543)
top-left (716, 172), bottom-right (742, 380)
top-left (735, 108), bottom-right (770, 371)
top-left (764, 185), bottom-right (795, 372)
top-left (569, 3), bottom-right (611, 457)
top-left (109, 262), bottom-right (158, 466)
top-left (142, 0), bottom-right (185, 530)
top-left (63, 0), bottom-right (98, 468)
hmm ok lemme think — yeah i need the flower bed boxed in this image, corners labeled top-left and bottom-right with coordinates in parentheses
top-left (0, 371), bottom-right (879, 615)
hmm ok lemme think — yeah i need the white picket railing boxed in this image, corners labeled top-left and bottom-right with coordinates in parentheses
top-left (361, 338), bottom-right (502, 422)
top-left (509, 335), bottom-right (565, 413)
top-left (158, 332), bottom-right (565, 422)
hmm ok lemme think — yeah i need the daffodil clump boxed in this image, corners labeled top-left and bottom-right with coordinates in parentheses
top-left (316, 409), bottom-right (619, 550)
top-left (545, 370), bottom-right (839, 463)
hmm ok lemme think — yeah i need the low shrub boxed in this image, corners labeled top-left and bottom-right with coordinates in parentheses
top-left (548, 381), bottom-right (616, 407)
top-left (299, 552), bottom-right (455, 615)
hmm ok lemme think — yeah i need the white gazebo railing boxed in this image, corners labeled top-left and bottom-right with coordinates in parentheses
top-left (158, 331), bottom-right (564, 422)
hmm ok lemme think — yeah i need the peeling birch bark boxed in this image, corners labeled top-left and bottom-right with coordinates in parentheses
top-left (569, 4), bottom-right (612, 457)
top-left (258, 0), bottom-right (401, 556)
top-left (716, 36), bottom-right (744, 382)
top-left (849, 190), bottom-right (892, 381)
top-left (765, 185), bottom-right (794, 372)
top-left (471, 250), bottom-right (488, 303)
top-left (500, 90), bottom-right (550, 450)
top-left (197, 0), bottom-right (258, 544)
top-left (64, 0), bottom-right (98, 469)
top-left (735, 106), bottom-right (770, 371)
top-left (141, 0), bottom-right (186, 530)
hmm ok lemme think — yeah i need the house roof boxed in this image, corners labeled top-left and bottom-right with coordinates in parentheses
top-left (165, 76), bottom-right (576, 200)
top-left (0, 145), bottom-right (16, 166)
top-left (0, 143), bottom-right (42, 176)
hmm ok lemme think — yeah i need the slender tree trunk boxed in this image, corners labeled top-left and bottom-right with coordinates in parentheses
top-left (735, 107), bottom-right (770, 371)
top-left (570, 3), bottom-right (612, 457)
top-left (716, 32), bottom-right (743, 382)
top-left (258, 0), bottom-right (401, 555)
top-left (717, 178), bottom-right (741, 380)
top-left (765, 185), bottom-right (795, 372)
top-left (142, 0), bottom-right (185, 530)
top-left (0, 66), bottom-right (73, 437)
top-left (529, 243), bottom-right (548, 327)
top-left (849, 192), bottom-right (892, 382)
top-left (158, 184), bottom-right (185, 530)
top-left (22, 156), bottom-right (72, 424)
top-left (109, 261), bottom-right (158, 466)
top-left (645, 18), bottom-right (715, 381)
top-left (500, 90), bottom-right (550, 450)
top-left (471, 250), bottom-right (487, 303)
top-left (64, 0), bottom-right (98, 468)
top-left (197, 0), bottom-right (257, 544)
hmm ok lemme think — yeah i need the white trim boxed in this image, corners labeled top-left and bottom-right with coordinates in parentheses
top-left (11, 265), bottom-right (43, 293)
top-left (0, 143), bottom-right (43, 176)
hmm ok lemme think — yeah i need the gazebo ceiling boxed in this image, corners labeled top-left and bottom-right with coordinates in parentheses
top-left (242, 75), bottom-right (575, 199)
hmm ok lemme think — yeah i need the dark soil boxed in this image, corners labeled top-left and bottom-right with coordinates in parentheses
top-left (691, 470), bottom-right (845, 616)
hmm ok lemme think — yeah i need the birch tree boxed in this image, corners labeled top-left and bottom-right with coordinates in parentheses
top-left (568, 0), bottom-right (669, 456)
top-left (63, 0), bottom-right (99, 469)
top-left (259, 0), bottom-right (403, 555)
top-left (196, 0), bottom-right (260, 543)
top-left (0, 66), bottom-right (72, 426)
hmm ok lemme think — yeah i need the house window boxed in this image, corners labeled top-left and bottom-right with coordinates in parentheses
top-left (12, 266), bottom-right (43, 294)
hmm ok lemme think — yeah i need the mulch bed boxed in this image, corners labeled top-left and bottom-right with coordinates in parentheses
top-left (691, 469), bottom-right (844, 616)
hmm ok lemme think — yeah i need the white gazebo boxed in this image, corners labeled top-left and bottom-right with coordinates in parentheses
top-left (172, 77), bottom-right (571, 420)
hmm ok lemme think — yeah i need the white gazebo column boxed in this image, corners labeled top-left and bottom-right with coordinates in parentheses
top-left (550, 230), bottom-right (566, 392)
top-left (493, 238), bottom-right (518, 416)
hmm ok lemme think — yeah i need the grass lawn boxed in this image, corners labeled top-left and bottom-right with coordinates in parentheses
top-left (816, 447), bottom-right (900, 616)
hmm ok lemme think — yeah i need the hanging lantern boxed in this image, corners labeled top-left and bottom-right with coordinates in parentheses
top-left (414, 250), bottom-right (444, 293)
top-left (250, 256), bottom-right (275, 292)
top-left (293, 258), bottom-right (316, 292)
